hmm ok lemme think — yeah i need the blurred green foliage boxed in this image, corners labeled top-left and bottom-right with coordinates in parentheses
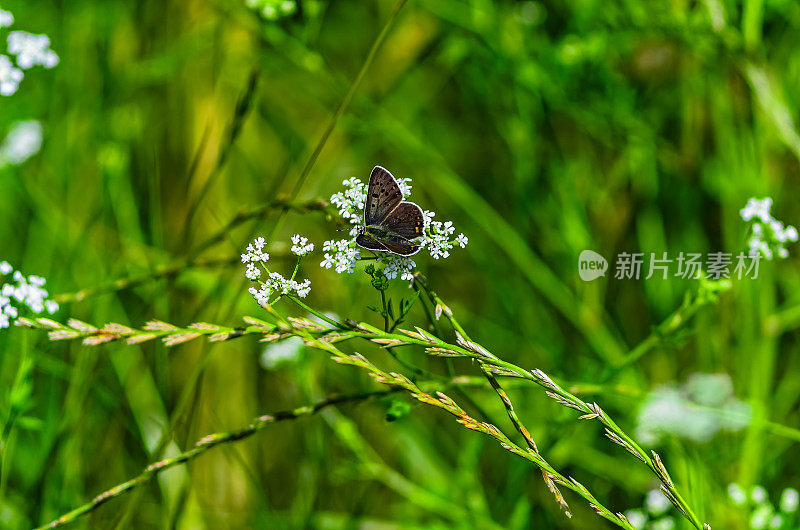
top-left (2, 0), bottom-right (800, 528)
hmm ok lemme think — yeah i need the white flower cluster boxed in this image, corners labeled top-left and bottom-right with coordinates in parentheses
top-left (0, 9), bottom-right (13, 28)
top-left (740, 197), bottom-right (798, 259)
top-left (0, 54), bottom-right (21, 95)
top-left (8, 31), bottom-right (58, 69)
top-left (727, 483), bottom-right (798, 530)
top-left (0, 9), bottom-right (59, 96)
top-left (242, 236), bottom-right (312, 305)
top-left (0, 120), bottom-right (42, 167)
top-left (623, 488), bottom-right (673, 530)
top-left (320, 239), bottom-right (360, 274)
top-left (322, 176), bottom-right (468, 281)
top-left (635, 373), bottom-right (750, 445)
top-left (290, 234), bottom-right (314, 257)
top-left (243, 0), bottom-right (297, 20)
top-left (1, 261), bottom-right (59, 328)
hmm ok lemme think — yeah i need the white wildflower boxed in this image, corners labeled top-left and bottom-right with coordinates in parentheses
top-left (260, 336), bottom-right (303, 369)
top-left (0, 120), bottom-right (42, 166)
top-left (243, 236), bottom-right (312, 304)
top-left (0, 261), bottom-right (59, 328)
top-left (752, 485), bottom-right (768, 504)
top-left (7, 31), bottom-right (59, 69)
top-left (245, 0), bottom-right (297, 20)
top-left (740, 197), bottom-right (798, 260)
top-left (645, 489), bottom-right (671, 516)
top-left (0, 54), bottom-right (23, 96)
top-left (740, 198), bottom-right (773, 222)
top-left (635, 373), bottom-right (749, 444)
top-left (623, 509), bottom-right (647, 530)
top-left (321, 239), bottom-right (360, 274)
top-left (293, 278), bottom-right (311, 298)
top-left (249, 285), bottom-right (270, 306)
top-left (290, 234), bottom-right (314, 257)
top-left (780, 488), bottom-right (799, 513)
top-left (382, 254), bottom-right (416, 281)
top-left (751, 504), bottom-right (772, 530)
top-left (245, 262), bottom-right (261, 280)
top-left (0, 9), bottom-right (13, 28)
top-left (330, 177), bottom-right (368, 224)
top-left (241, 239), bottom-right (269, 265)
top-left (728, 483), bottom-right (747, 506)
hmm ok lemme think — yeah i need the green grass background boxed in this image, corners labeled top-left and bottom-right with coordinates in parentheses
top-left (1, 0), bottom-right (800, 528)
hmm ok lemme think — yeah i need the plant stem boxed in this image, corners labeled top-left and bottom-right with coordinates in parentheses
top-left (34, 388), bottom-right (405, 530)
top-left (380, 288), bottom-right (389, 332)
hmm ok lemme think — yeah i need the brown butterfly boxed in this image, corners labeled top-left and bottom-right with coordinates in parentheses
top-left (355, 166), bottom-right (424, 256)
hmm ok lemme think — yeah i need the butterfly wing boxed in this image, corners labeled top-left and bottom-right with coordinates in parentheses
top-left (356, 230), bottom-right (420, 256)
top-left (381, 235), bottom-right (420, 256)
top-left (383, 202), bottom-right (424, 240)
top-left (364, 166), bottom-right (403, 226)
top-left (355, 231), bottom-right (390, 252)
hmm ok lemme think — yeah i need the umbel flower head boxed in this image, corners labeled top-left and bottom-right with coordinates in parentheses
top-left (1, 261), bottom-right (59, 329)
top-left (321, 171), bottom-right (468, 281)
top-left (242, 235), bottom-right (312, 306)
top-left (740, 197), bottom-right (798, 259)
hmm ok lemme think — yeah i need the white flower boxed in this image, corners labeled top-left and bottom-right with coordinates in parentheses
top-left (396, 177), bottom-right (412, 196)
top-left (290, 234), bottom-right (314, 257)
top-left (624, 509), bottom-right (647, 530)
top-left (0, 120), bottom-right (43, 166)
top-left (741, 197), bottom-right (797, 260)
top-left (381, 254), bottom-right (416, 281)
top-left (248, 285), bottom-right (270, 306)
top-left (751, 504), bottom-right (772, 530)
top-left (321, 239), bottom-right (360, 274)
top-left (243, 236), bottom-right (312, 303)
top-left (0, 55), bottom-right (23, 96)
top-left (0, 262), bottom-right (59, 327)
top-left (455, 233), bottom-right (468, 248)
top-left (7, 31), bottom-right (59, 69)
top-left (260, 336), bottom-right (303, 369)
top-left (645, 489), bottom-right (671, 516)
top-left (293, 278), bottom-right (311, 298)
top-left (330, 177), bottom-right (368, 224)
top-left (0, 9), bottom-right (13, 28)
top-left (752, 485), bottom-right (768, 504)
top-left (740, 197), bottom-right (772, 222)
top-left (728, 483), bottom-right (747, 506)
top-left (635, 373), bottom-right (749, 444)
top-left (245, 262), bottom-right (261, 280)
top-left (241, 238), bottom-right (269, 265)
top-left (780, 488), bottom-right (799, 513)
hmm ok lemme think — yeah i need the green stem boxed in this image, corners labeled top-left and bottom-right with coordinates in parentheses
top-left (287, 296), bottom-right (344, 329)
top-left (415, 278), bottom-right (539, 452)
top-left (34, 388), bottom-right (406, 530)
top-left (380, 288), bottom-right (390, 332)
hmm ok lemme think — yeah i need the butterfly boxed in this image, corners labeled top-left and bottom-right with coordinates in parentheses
top-left (355, 166), bottom-right (425, 257)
